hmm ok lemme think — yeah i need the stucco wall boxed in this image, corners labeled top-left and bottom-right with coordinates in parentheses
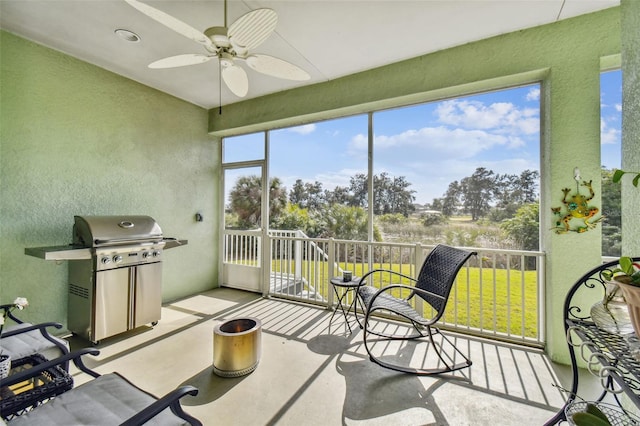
top-left (0, 31), bottom-right (219, 330)
top-left (208, 8), bottom-right (622, 363)
top-left (622, 0), bottom-right (640, 254)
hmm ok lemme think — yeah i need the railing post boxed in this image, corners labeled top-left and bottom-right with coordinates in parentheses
top-left (328, 238), bottom-right (335, 308)
top-left (414, 243), bottom-right (424, 313)
top-left (294, 230), bottom-right (303, 283)
top-left (537, 252), bottom-right (546, 343)
top-left (261, 230), bottom-right (270, 297)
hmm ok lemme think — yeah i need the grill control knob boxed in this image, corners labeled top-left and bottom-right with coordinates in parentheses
top-left (113, 255), bottom-right (123, 264)
top-left (101, 257), bottom-right (111, 265)
top-left (152, 251), bottom-right (161, 258)
top-left (142, 252), bottom-right (149, 259)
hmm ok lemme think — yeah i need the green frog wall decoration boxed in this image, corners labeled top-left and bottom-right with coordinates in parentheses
top-left (551, 167), bottom-right (602, 234)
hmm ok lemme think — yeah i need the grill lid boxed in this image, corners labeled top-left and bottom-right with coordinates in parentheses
top-left (73, 215), bottom-right (163, 247)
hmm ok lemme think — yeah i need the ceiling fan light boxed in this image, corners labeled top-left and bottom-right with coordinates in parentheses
top-left (219, 52), bottom-right (234, 68)
top-left (114, 29), bottom-right (141, 43)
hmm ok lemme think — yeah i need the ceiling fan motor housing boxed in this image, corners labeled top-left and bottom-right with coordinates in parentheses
top-left (204, 26), bottom-right (231, 49)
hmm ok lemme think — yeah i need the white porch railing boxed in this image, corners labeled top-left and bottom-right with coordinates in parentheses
top-left (223, 229), bottom-right (546, 347)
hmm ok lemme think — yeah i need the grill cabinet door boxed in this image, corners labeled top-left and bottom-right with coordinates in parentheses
top-left (133, 262), bottom-right (162, 327)
top-left (95, 267), bottom-right (130, 341)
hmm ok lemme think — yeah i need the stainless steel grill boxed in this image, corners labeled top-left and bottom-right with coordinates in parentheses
top-left (25, 215), bottom-right (187, 344)
top-left (73, 215), bottom-right (163, 247)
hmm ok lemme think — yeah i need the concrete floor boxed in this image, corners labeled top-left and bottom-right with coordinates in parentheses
top-left (65, 288), bottom-right (595, 426)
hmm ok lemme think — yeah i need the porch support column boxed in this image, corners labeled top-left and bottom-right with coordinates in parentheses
top-left (541, 29), bottom-right (607, 363)
top-left (621, 0), bottom-right (640, 255)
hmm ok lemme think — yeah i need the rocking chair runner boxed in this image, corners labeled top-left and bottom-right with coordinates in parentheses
top-left (357, 244), bottom-right (476, 375)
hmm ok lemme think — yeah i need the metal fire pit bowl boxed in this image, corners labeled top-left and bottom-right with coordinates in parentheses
top-left (213, 318), bottom-right (262, 378)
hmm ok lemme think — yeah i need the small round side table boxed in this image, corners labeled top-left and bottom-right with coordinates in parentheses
top-left (329, 276), bottom-right (365, 332)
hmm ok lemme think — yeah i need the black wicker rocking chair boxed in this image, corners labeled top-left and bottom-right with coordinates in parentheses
top-left (357, 244), bottom-right (476, 375)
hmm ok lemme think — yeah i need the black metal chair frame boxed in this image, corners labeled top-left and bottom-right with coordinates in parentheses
top-left (357, 244), bottom-right (476, 375)
top-left (1, 304), bottom-right (70, 370)
top-left (544, 256), bottom-right (640, 425)
top-left (0, 348), bottom-right (202, 426)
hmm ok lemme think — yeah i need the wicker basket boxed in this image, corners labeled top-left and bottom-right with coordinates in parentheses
top-left (565, 401), bottom-right (640, 426)
top-left (0, 354), bottom-right (73, 420)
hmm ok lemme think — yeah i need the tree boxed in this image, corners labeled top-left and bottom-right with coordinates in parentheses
top-left (460, 167), bottom-right (495, 220)
top-left (602, 167), bottom-right (622, 256)
top-left (500, 202), bottom-right (539, 250)
top-left (421, 211), bottom-right (446, 227)
top-left (517, 169), bottom-right (540, 203)
top-left (348, 173), bottom-right (368, 207)
top-left (322, 204), bottom-right (381, 241)
top-left (269, 177), bottom-right (288, 221)
top-left (441, 181), bottom-right (461, 217)
top-left (271, 204), bottom-right (322, 237)
top-left (430, 198), bottom-right (444, 212)
top-left (389, 175), bottom-right (416, 216)
top-left (494, 170), bottom-right (539, 206)
top-left (228, 175), bottom-right (287, 228)
top-left (324, 186), bottom-right (351, 205)
top-left (492, 170), bottom-right (540, 220)
top-left (289, 180), bottom-right (325, 209)
top-left (289, 179), bottom-right (306, 207)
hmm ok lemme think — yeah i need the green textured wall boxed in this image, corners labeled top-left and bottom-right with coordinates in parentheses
top-left (0, 31), bottom-right (219, 331)
top-left (622, 0), bottom-right (640, 255)
top-left (208, 8), bottom-right (622, 363)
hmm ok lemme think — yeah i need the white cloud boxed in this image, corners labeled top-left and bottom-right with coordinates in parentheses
top-left (345, 125), bottom-right (537, 203)
top-left (350, 133), bottom-right (367, 150)
top-left (526, 88), bottom-right (540, 101)
top-left (314, 167), bottom-right (366, 191)
top-left (435, 100), bottom-right (539, 135)
top-left (615, 103), bottom-right (622, 112)
top-left (288, 124), bottom-right (316, 135)
top-left (353, 126), bottom-right (515, 158)
top-left (601, 118), bottom-right (621, 145)
top-left (341, 97), bottom-right (541, 203)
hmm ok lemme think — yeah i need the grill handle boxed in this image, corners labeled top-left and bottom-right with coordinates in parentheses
top-left (93, 238), bottom-right (163, 246)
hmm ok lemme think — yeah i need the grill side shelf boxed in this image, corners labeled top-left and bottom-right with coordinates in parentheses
top-left (25, 245), bottom-right (92, 261)
top-left (163, 239), bottom-right (188, 250)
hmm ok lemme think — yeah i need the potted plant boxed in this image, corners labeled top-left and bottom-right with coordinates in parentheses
top-left (612, 169), bottom-right (640, 187)
top-left (602, 257), bottom-right (640, 336)
top-left (595, 168), bottom-right (640, 333)
top-left (603, 257), bottom-right (640, 286)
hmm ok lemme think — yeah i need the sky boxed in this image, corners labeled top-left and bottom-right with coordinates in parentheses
top-left (225, 70), bottom-right (622, 206)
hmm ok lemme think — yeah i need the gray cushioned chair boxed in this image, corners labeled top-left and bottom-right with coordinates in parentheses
top-left (0, 304), bottom-right (69, 363)
top-left (0, 348), bottom-right (201, 426)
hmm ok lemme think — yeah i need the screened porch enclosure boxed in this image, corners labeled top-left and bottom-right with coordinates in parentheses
top-left (219, 83), bottom-right (547, 348)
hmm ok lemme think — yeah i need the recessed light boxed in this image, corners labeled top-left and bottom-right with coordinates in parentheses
top-left (115, 29), bottom-right (141, 43)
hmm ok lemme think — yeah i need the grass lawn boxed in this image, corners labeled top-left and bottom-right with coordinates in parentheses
top-left (271, 260), bottom-right (539, 339)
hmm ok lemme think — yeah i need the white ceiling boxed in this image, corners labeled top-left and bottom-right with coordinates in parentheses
top-left (0, 0), bottom-right (619, 110)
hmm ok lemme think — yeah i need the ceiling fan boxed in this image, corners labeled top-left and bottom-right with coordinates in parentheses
top-left (124, 0), bottom-right (310, 98)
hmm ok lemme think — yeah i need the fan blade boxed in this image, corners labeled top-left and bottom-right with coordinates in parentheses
top-left (222, 65), bottom-right (249, 97)
top-left (228, 8), bottom-right (277, 50)
top-left (149, 54), bottom-right (215, 69)
top-left (246, 54), bottom-right (310, 81)
top-left (124, 0), bottom-right (215, 50)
